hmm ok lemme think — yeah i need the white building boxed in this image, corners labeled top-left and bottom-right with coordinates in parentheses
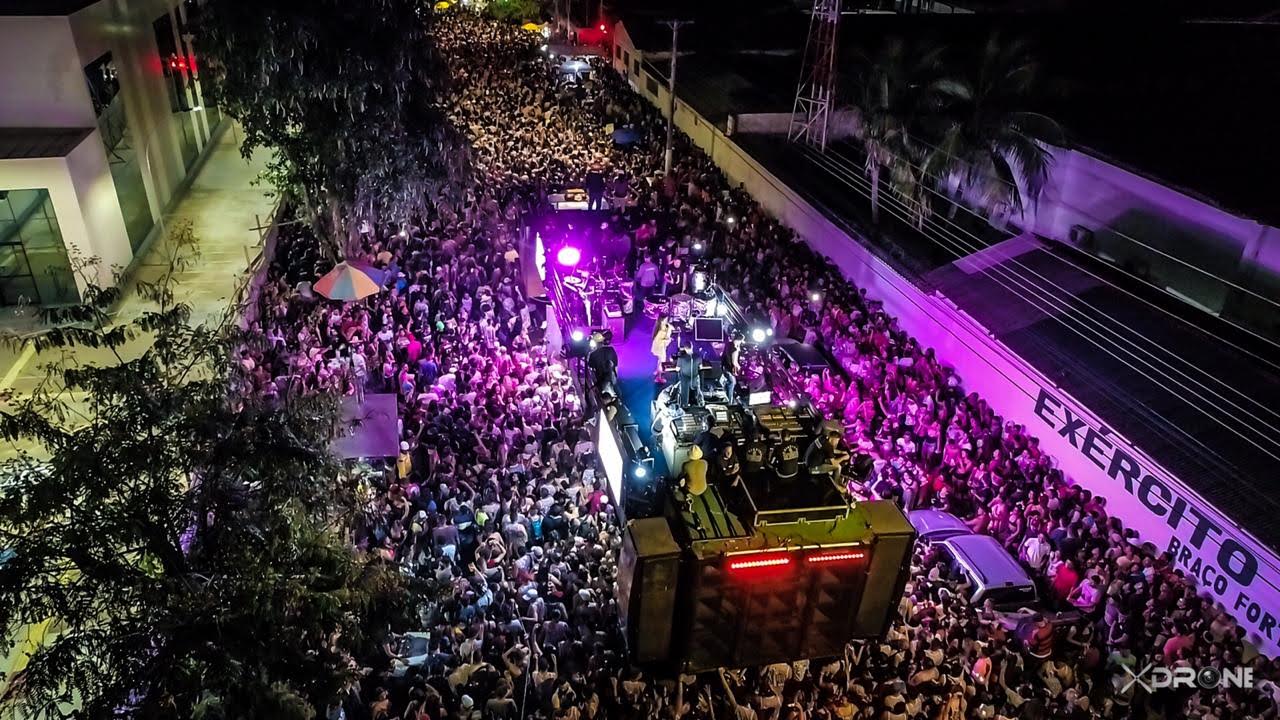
top-left (0, 0), bottom-right (225, 306)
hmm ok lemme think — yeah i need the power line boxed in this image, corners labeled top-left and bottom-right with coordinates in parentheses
top-left (801, 145), bottom-right (1280, 464)
top-left (883, 125), bottom-right (1280, 314)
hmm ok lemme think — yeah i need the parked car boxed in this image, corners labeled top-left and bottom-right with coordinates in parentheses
top-left (937, 533), bottom-right (1039, 609)
top-left (907, 509), bottom-right (973, 542)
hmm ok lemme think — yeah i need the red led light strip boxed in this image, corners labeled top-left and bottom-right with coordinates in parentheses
top-left (807, 550), bottom-right (867, 564)
top-left (727, 555), bottom-right (792, 571)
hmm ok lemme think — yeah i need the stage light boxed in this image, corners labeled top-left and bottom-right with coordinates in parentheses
top-left (811, 292), bottom-right (822, 302)
top-left (726, 216), bottom-right (736, 224)
top-left (767, 328), bottom-right (774, 337)
top-left (693, 242), bottom-right (703, 251)
top-left (570, 328), bottom-right (586, 343)
top-left (599, 23), bottom-right (606, 31)
top-left (399, 229), bottom-right (408, 239)
top-left (787, 398), bottom-right (798, 409)
top-left (633, 465), bottom-right (648, 479)
top-left (750, 327), bottom-right (767, 343)
top-left (556, 246), bottom-right (582, 267)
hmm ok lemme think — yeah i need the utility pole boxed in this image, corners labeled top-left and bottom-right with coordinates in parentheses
top-left (662, 19), bottom-right (692, 177)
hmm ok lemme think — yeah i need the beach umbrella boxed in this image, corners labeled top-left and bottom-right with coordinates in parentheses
top-left (314, 262), bottom-right (381, 301)
top-left (346, 260), bottom-right (390, 287)
top-left (521, 22), bottom-right (543, 32)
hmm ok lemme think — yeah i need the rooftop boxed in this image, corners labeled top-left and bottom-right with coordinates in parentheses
top-left (0, 0), bottom-right (96, 15)
top-left (0, 127), bottom-right (94, 160)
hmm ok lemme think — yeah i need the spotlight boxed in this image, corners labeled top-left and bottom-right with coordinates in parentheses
top-left (726, 216), bottom-right (735, 224)
top-left (570, 328), bottom-right (586, 343)
top-left (693, 242), bottom-right (703, 251)
top-left (767, 328), bottom-right (774, 337)
top-left (633, 465), bottom-right (648, 479)
top-left (556, 246), bottom-right (582, 267)
top-left (750, 327), bottom-right (767, 343)
top-left (399, 229), bottom-right (408, 239)
top-left (787, 398), bottom-right (798, 409)
top-left (811, 292), bottom-right (822, 303)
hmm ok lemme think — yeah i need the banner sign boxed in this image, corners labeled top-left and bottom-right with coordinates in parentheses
top-left (1034, 386), bottom-right (1280, 655)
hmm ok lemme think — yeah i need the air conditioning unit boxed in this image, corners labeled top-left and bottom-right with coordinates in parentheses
top-left (1069, 224), bottom-right (1095, 250)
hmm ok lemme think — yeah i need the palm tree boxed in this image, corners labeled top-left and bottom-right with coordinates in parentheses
top-left (920, 35), bottom-right (1064, 223)
top-left (847, 38), bottom-right (957, 226)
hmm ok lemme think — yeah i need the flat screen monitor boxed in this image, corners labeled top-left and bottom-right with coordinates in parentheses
top-left (598, 409), bottom-right (625, 504)
top-left (747, 390), bottom-right (772, 406)
top-left (694, 317), bottom-right (725, 343)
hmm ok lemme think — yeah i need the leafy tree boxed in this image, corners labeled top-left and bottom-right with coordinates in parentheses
top-left (846, 39), bottom-right (955, 226)
top-left (197, 0), bottom-right (454, 256)
top-left (921, 35), bottom-right (1064, 221)
top-left (0, 229), bottom-right (403, 719)
top-left (488, 0), bottom-right (543, 23)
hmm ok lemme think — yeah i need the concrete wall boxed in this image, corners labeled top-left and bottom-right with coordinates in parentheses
top-left (0, 132), bottom-right (131, 293)
top-left (1021, 147), bottom-right (1280, 324)
top-left (631, 73), bottom-right (1280, 656)
top-left (0, 0), bottom-right (223, 299)
top-left (0, 16), bottom-right (96, 128)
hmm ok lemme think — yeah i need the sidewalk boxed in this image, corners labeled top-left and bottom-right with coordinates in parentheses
top-left (0, 122), bottom-right (276, 453)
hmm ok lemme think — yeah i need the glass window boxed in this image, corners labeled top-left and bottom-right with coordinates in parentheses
top-left (85, 51), bottom-right (154, 252)
top-left (0, 188), bottom-right (77, 306)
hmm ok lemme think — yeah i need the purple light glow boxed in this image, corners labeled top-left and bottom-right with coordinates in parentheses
top-left (557, 246), bottom-right (582, 267)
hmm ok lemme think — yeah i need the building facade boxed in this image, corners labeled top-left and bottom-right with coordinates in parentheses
top-left (0, 0), bottom-right (225, 306)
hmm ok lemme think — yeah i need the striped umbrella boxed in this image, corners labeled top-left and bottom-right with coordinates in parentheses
top-left (313, 262), bottom-right (381, 301)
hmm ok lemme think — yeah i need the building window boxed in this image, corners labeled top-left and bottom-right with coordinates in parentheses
top-left (646, 75), bottom-right (659, 96)
top-left (615, 45), bottom-right (621, 60)
top-left (0, 189), bottom-right (77, 306)
top-left (633, 59), bottom-right (641, 77)
top-left (84, 52), bottom-right (153, 253)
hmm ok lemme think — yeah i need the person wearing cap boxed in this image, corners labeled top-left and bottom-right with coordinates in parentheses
top-left (397, 441), bottom-right (413, 480)
top-left (680, 445), bottom-right (709, 497)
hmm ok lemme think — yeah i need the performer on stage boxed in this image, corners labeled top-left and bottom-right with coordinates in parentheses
top-left (721, 330), bottom-right (743, 406)
top-left (651, 316), bottom-right (673, 381)
top-left (587, 330), bottom-right (619, 397)
top-left (675, 341), bottom-right (701, 408)
top-left (773, 430), bottom-right (801, 481)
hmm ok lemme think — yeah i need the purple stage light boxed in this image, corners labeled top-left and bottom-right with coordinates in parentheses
top-left (557, 246), bottom-right (582, 267)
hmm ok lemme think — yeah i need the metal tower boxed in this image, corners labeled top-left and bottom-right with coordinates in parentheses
top-left (788, 0), bottom-right (841, 151)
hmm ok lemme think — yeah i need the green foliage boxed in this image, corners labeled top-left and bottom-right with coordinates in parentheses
top-left (921, 35), bottom-right (1064, 219)
top-left (488, 0), bottom-right (542, 23)
top-left (197, 0), bottom-right (455, 255)
top-left (844, 35), bottom-right (1060, 227)
top-left (0, 228), bottom-right (404, 718)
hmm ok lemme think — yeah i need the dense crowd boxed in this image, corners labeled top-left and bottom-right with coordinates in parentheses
top-left (241, 11), bottom-right (1279, 720)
